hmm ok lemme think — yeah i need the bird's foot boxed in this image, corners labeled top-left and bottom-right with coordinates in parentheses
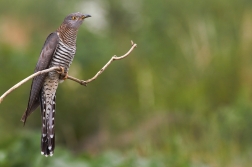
top-left (57, 67), bottom-right (68, 80)
top-left (62, 73), bottom-right (68, 80)
top-left (57, 66), bottom-right (65, 74)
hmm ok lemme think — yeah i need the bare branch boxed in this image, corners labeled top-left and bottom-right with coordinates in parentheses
top-left (67, 40), bottom-right (137, 86)
top-left (0, 67), bottom-right (61, 103)
top-left (0, 40), bottom-right (137, 103)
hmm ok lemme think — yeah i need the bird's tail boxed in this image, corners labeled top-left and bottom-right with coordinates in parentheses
top-left (40, 91), bottom-right (56, 157)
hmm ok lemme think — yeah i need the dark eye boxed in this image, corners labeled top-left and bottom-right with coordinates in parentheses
top-left (72, 16), bottom-right (77, 20)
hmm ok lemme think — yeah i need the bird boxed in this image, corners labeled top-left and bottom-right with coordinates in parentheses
top-left (20, 12), bottom-right (91, 157)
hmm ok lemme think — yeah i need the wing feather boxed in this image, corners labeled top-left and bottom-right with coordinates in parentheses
top-left (21, 32), bottom-right (59, 124)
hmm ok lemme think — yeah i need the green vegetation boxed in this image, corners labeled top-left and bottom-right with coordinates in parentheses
top-left (0, 0), bottom-right (252, 166)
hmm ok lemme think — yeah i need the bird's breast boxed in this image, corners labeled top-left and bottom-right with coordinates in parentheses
top-left (50, 40), bottom-right (76, 74)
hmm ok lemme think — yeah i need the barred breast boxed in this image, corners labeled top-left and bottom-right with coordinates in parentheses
top-left (50, 39), bottom-right (76, 74)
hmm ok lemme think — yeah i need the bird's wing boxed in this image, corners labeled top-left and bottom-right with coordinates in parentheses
top-left (21, 32), bottom-right (59, 124)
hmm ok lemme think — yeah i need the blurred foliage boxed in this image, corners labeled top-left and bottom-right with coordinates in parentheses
top-left (1, 0), bottom-right (252, 166)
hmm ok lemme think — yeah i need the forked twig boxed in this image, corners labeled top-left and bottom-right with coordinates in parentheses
top-left (0, 41), bottom-right (137, 103)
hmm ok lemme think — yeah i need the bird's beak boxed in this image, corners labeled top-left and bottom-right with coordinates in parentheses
top-left (82, 14), bottom-right (91, 19)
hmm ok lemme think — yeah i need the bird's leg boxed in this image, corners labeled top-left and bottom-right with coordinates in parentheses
top-left (57, 66), bottom-right (65, 74)
top-left (62, 73), bottom-right (68, 80)
top-left (57, 66), bottom-right (68, 80)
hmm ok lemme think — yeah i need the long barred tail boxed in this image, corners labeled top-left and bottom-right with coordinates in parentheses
top-left (40, 91), bottom-right (56, 157)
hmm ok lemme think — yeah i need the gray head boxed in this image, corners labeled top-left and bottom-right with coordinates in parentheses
top-left (62, 12), bottom-right (91, 29)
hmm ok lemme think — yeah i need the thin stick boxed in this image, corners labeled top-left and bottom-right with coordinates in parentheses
top-left (0, 67), bottom-right (61, 103)
top-left (0, 40), bottom-right (137, 103)
top-left (67, 40), bottom-right (137, 86)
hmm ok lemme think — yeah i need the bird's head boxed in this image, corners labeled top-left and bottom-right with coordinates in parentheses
top-left (62, 12), bottom-right (91, 29)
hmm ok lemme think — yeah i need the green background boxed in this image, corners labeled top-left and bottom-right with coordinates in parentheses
top-left (0, 0), bottom-right (252, 166)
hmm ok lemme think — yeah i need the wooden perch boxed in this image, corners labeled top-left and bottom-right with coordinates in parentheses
top-left (0, 41), bottom-right (137, 103)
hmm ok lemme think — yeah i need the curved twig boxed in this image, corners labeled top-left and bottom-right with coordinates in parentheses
top-left (0, 67), bottom-right (61, 103)
top-left (0, 40), bottom-right (137, 103)
top-left (67, 40), bottom-right (137, 86)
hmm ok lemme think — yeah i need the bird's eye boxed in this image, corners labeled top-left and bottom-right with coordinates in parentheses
top-left (72, 16), bottom-right (77, 20)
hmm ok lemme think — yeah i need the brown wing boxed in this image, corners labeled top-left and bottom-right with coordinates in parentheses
top-left (21, 32), bottom-right (59, 124)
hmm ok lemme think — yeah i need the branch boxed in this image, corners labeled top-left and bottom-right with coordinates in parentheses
top-left (0, 67), bottom-right (61, 104)
top-left (67, 40), bottom-right (137, 86)
top-left (0, 40), bottom-right (137, 103)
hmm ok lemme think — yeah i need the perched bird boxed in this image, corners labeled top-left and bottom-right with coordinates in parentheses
top-left (21, 12), bottom-right (91, 157)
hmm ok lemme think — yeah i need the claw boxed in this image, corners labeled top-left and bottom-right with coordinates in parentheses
top-left (57, 67), bottom-right (68, 80)
top-left (63, 73), bottom-right (68, 80)
top-left (57, 67), bottom-right (64, 74)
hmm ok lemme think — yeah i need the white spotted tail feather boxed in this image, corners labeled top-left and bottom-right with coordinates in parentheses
top-left (40, 91), bottom-right (56, 156)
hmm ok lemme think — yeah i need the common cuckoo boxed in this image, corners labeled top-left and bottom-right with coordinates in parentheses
top-left (21, 12), bottom-right (91, 157)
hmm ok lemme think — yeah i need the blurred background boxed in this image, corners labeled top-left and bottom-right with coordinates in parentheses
top-left (0, 0), bottom-right (252, 166)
